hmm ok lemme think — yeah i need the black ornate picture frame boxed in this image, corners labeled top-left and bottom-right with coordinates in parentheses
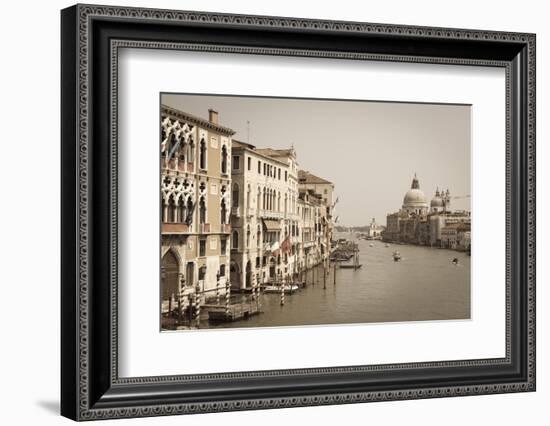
top-left (61, 4), bottom-right (536, 420)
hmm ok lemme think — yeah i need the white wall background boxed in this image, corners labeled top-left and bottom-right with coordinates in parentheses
top-left (0, 0), bottom-right (546, 424)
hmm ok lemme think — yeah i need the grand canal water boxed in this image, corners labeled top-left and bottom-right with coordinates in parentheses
top-left (205, 234), bottom-right (470, 330)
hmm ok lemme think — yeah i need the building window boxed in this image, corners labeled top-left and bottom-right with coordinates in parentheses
top-left (247, 157), bottom-right (251, 171)
top-left (232, 155), bottom-right (239, 170)
top-left (285, 171), bottom-right (288, 181)
top-left (199, 138), bottom-right (207, 170)
top-left (258, 160), bottom-right (261, 173)
top-left (278, 168), bottom-right (281, 180)
top-left (199, 239), bottom-right (206, 257)
top-left (198, 265), bottom-right (206, 280)
top-left (167, 195), bottom-right (176, 222)
top-left (221, 145), bottom-right (228, 174)
top-left (232, 230), bottom-right (239, 249)
top-left (246, 225), bottom-right (251, 248)
top-left (221, 238), bottom-right (227, 254)
top-left (221, 199), bottom-right (227, 225)
top-left (256, 257), bottom-right (260, 268)
top-left (199, 197), bottom-right (206, 224)
top-left (232, 183), bottom-right (239, 208)
top-left (187, 139), bottom-right (195, 164)
top-left (177, 199), bottom-right (186, 224)
top-left (220, 264), bottom-right (226, 277)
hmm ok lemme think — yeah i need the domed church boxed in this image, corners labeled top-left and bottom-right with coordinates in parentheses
top-left (402, 173), bottom-right (429, 215)
top-left (430, 187), bottom-right (451, 213)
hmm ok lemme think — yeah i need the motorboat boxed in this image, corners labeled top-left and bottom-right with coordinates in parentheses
top-left (393, 251), bottom-right (401, 262)
top-left (263, 284), bottom-right (300, 293)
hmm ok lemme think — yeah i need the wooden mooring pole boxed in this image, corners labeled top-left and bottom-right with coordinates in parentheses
top-left (216, 272), bottom-right (221, 306)
top-left (225, 280), bottom-right (231, 318)
top-left (323, 260), bottom-right (327, 289)
top-left (279, 272), bottom-right (285, 306)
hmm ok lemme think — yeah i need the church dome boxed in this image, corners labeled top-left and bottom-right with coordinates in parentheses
top-left (402, 174), bottom-right (428, 210)
top-left (403, 189), bottom-right (428, 206)
top-left (431, 196), bottom-right (444, 207)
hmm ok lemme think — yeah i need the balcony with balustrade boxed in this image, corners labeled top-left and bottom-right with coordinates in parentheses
top-left (259, 210), bottom-right (283, 220)
top-left (162, 222), bottom-right (191, 235)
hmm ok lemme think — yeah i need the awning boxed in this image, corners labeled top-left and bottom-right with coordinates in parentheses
top-left (262, 219), bottom-right (281, 231)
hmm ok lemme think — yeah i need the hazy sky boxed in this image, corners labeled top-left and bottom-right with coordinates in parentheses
top-left (162, 94), bottom-right (471, 227)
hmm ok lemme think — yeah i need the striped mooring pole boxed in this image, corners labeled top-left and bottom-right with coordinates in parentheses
top-left (216, 271), bottom-right (221, 306)
top-left (257, 274), bottom-right (262, 310)
top-left (194, 285), bottom-right (201, 328)
top-left (280, 272), bottom-right (285, 306)
top-left (251, 272), bottom-right (257, 303)
top-left (225, 280), bottom-right (231, 318)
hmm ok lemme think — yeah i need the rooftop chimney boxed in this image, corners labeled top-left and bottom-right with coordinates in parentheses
top-left (208, 109), bottom-right (218, 125)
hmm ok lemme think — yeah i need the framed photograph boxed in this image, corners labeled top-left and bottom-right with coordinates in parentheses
top-left (61, 4), bottom-right (536, 420)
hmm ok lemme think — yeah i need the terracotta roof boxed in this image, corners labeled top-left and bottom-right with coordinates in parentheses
top-left (254, 148), bottom-right (295, 159)
top-left (298, 170), bottom-right (333, 185)
top-left (233, 142), bottom-right (287, 166)
top-left (232, 140), bottom-right (256, 149)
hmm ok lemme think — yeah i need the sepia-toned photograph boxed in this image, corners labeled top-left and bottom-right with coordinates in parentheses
top-left (160, 94), bottom-right (471, 331)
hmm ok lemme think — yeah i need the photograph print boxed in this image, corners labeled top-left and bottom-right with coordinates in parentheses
top-left (160, 94), bottom-right (471, 331)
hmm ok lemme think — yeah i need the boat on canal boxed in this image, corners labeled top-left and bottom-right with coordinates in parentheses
top-left (393, 251), bottom-right (402, 262)
top-left (263, 284), bottom-right (300, 293)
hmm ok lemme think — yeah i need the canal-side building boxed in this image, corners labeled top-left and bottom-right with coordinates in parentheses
top-left (440, 222), bottom-right (471, 250)
top-left (298, 170), bottom-right (335, 263)
top-left (255, 147), bottom-right (301, 282)
top-left (229, 141), bottom-right (297, 288)
top-left (297, 189), bottom-right (322, 272)
top-left (160, 105), bottom-right (235, 314)
top-left (382, 174), bottom-right (470, 250)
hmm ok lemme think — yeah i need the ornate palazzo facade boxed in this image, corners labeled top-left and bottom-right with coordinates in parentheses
top-left (160, 106), bottom-right (235, 311)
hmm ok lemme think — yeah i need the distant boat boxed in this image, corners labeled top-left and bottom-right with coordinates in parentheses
top-left (385, 244), bottom-right (390, 248)
top-left (369, 243), bottom-right (374, 247)
top-left (263, 284), bottom-right (299, 293)
top-left (393, 251), bottom-right (401, 262)
top-left (452, 257), bottom-right (459, 265)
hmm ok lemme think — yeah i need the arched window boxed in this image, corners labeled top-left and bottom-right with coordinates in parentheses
top-left (168, 194), bottom-right (176, 222)
top-left (246, 225), bottom-right (251, 248)
top-left (221, 145), bottom-right (228, 174)
top-left (220, 199), bottom-right (227, 225)
top-left (185, 198), bottom-right (194, 225)
top-left (247, 185), bottom-right (251, 209)
top-left (199, 196), bottom-right (206, 224)
top-left (187, 138), bottom-right (195, 163)
top-left (198, 265), bottom-right (207, 281)
top-left (257, 225), bottom-right (261, 246)
top-left (232, 230), bottom-right (239, 249)
top-left (232, 183), bottom-right (239, 208)
top-left (177, 197), bottom-right (186, 223)
top-left (199, 138), bottom-right (207, 169)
